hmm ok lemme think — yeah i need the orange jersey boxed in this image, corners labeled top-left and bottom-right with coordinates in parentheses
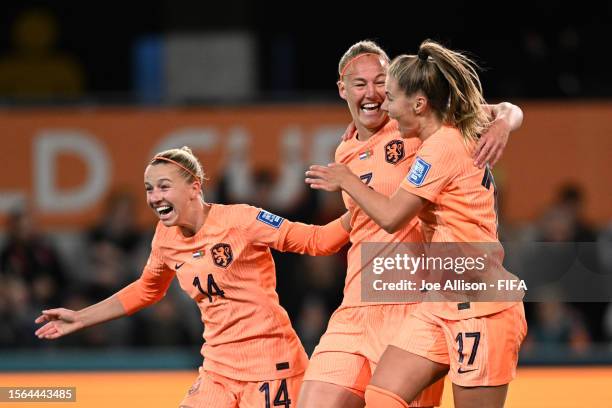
top-left (336, 120), bottom-right (422, 306)
top-left (401, 125), bottom-right (497, 243)
top-left (400, 125), bottom-right (516, 319)
top-left (117, 203), bottom-right (349, 381)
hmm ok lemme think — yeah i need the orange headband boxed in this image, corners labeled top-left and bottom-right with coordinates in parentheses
top-left (152, 156), bottom-right (200, 182)
top-left (339, 53), bottom-right (384, 79)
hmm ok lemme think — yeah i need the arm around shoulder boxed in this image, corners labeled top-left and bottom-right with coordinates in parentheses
top-left (488, 102), bottom-right (524, 132)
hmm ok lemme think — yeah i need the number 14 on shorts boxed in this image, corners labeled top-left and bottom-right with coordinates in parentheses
top-left (258, 379), bottom-right (290, 407)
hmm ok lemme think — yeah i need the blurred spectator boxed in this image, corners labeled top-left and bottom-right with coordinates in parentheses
top-left (597, 223), bottom-right (612, 277)
top-left (525, 301), bottom-right (590, 353)
top-left (0, 206), bottom-right (68, 348)
top-left (604, 303), bottom-right (612, 343)
top-left (293, 254), bottom-right (346, 355)
top-left (0, 8), bottom-right (84, 100)
top-left (296, 296), bottom-right (329, 355)
top-left (537, 183), bottom-right (595, 242)
top-left (599, 224), bottom-right (612, 342)
top-left (0, 206), bottom-right (66, 307)
top-left (537, 204), bottom-right (575, 242)
top-left (133, 290), bottom-right (201, 348)
top-left (0, 275), bottom-right (36, 347)
top-left (84, 191), bottom-right (144, 295)
top-left (532, 184), bottom-right (606, 344)
top-left (219, 129), bottom-right (311, 214)
top-left (87, 191), bottom-right (143, 255)
top-left (555, 183), bottom-right (597, 242)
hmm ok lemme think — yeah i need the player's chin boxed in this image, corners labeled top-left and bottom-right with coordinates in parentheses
top-left (158, 211), bottom-right (178, 226)
top-left (161, 218), bottom-right (178, 227)
top-left (359, 111), bottom-right (387, 129)
top-left (398, 126), bottom-right (417, 139)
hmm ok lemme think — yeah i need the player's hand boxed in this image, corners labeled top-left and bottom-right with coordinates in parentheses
top-left (35, 308), bottom-right (84, 339)
top-left (473, 116), bottom-right (510, 168)
top-left (305, 163), bottom-right (353, 192)
top-left (341, 121), bottom-right (357, 141)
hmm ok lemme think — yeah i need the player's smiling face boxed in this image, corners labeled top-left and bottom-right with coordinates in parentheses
top-left (338, 54), bottom-right (389, 133)
top-left (382, 75), bottom-right (419, 138)
top-left (144, 164), bottom-right (194, 226)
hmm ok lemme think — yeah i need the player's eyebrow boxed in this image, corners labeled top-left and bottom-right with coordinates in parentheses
top-left (145, 177), bottom-right (172, 186)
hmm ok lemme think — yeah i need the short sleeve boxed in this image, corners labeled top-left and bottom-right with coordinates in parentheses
top-left (400, 136), bottom-right (460, 203)
top-left (239, 205), bottom-right (288, 248)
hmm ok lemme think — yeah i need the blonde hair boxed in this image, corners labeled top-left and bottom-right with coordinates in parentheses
top-left (388, 39), bottom-right (489, 143)
top-left (150, 146), bottom-right (206, 184)
top-left (338, 40), bottom-right (389, 80)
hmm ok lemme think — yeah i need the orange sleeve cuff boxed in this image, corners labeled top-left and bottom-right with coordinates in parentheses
top-left (116, 281), bottom-right (148, 315)
top-left (280, 217), bottom-right (349, 256)
top-left (116, 267), bottom-right (175, 315)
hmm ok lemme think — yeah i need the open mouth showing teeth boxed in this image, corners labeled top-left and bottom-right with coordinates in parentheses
top-left (156, 205), bottom-right (173, 216)
top-left (361, 103), bottom-right (380, 112)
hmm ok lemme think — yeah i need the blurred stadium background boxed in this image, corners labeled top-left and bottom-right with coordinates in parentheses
top-left (0, 1), bottom-right (611, 406)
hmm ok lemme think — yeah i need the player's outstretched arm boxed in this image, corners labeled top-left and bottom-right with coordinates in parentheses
top-left (306, 164), bottom-right (426, 233)
top-left (279, 211), bottom-right (351, 256)
top-left (35, 262), bottom-right (174, 341)
top-left (34, 295), bottom-right (126, 340)
top-left (473, 102), bottom-right (524, 168)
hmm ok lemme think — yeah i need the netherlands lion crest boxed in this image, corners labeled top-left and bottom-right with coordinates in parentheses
top-left (385, 139), bottom-right (405, 164)
top-left (211, 243), bottom-right (233, 268)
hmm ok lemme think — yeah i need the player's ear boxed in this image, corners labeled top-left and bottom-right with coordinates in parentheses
top-left (414, 95), bottom-right (427, 115)
top-left (191, 180), bottom-right (201, 200)
top-left (337, 80), bottom-right (347, 101)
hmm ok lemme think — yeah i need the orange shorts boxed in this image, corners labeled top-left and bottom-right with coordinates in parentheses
top-left (179, 367), bottom-right (303, 408)
top-left (304, 304), bottom-right (444, 407)
top-left (391, 302), bottom-right (527, 387)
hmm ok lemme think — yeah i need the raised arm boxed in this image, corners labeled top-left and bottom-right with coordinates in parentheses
top-left (473, 102), bottom-right (524, 168)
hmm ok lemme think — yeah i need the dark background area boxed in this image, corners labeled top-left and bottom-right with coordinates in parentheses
top-left (1, 0), bottom-right (611, 101)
